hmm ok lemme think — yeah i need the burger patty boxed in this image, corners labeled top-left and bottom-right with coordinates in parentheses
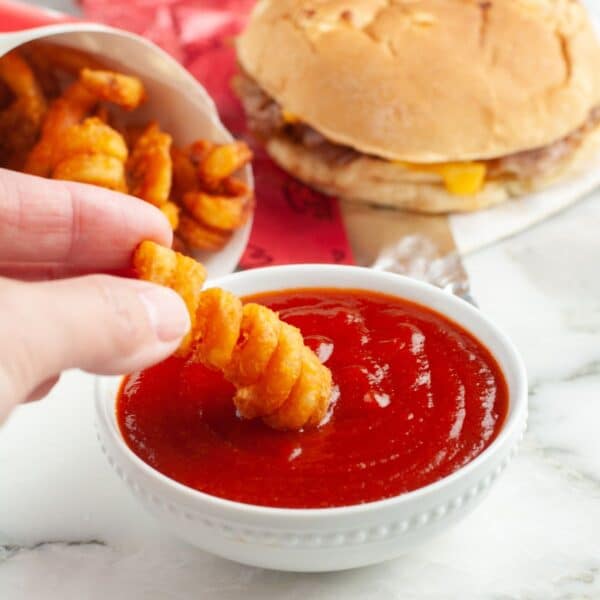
top-left (234, 72), bottom-right (600, 180)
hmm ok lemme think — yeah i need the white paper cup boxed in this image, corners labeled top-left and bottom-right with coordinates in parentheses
top-left (0, 23), bottom-right (253, 277)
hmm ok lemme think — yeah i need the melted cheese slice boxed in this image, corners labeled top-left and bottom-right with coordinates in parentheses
top-left (282, 110), bottom-right (301, 124)
top-left (280, 111), bottom-right (487, 196)
top-left (398, 161), bottom-right (487, 196)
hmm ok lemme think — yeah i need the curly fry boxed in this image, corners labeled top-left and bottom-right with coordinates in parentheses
top-left (160, 201), bottom-right (180, 230)
top-left (0, 50), bottom-right (47, 168)
top-left (23, 81), bottom-right (95, 176)
top-left (132, 241), bottom-right (207, 354)
top-left (192, 288), bottom-right (243, 370)
top-left (52, 154), bottom-right (127, 191)
top-left (80, 68), bottom-right (145, 111)
top-left (197, 141), bottom-right (252, 188)
top-left (132, 242), bottom-right (333, 430)
top-left (0, 51), bottom-right (46, 121)
top-left (223, 303), bottom-right (281, 386)
top-left (177, 214), bottom-right (231, 251)
top-left (54, 117), bottom-right (128, 165)
top-left (264, 347), bottom-right (332, 430)
top-left (234, 320), bottom-right (303, 419)
top-left (181, 190), bottom-right (248, 231)
top-left (25, 69), bottom-right (145, 176)
top-left (127, 122), bottom-right (172, 207)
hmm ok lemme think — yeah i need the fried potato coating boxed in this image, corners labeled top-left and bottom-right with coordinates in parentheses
top-left (133, 240), bottom-right (177, 282)
top-left (25, 68), bottom-right (145, 177)
top-left (133, 240), bottom-right (207, 314)
top-left (191, 288), bottom-right (243, 370)
top-left (55, 117), bottom-right (128, 164)
top-left (127, 122), bottom-right (172, 207)
top-left (177, 214), bottom-right (231, 251)
top-left (133, 241), bottom-right (207, 354)
top-left (131, 242), bottom-right (333, 430)
top-left (223, 303), bottom-right (281, 386)
top-left (0, 50), bottom-right (47, 168)
top-left (182, 190), bottom-right (248, 231)
top-left (52, 153), bottom-right (127, 191)
top-left (234, 321), bottom-right (303, 419)
top-left (160, 201), bottom-right (180, 230)
top-left (0, 50), bottom-right (46, 122)
top-left (24, 81), bottom-right (97, 176)
top-left (80, 68), bottom-right (145, 110)
top-left (264, 347), bottom-right (333, 430)
top-left (197, 141), bottom-right (252, 188)
top-left (171, 143), bottom-right (252, 243)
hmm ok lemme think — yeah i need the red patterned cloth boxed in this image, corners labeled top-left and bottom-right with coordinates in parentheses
top-left (0, 0), bottom-right (353, 267)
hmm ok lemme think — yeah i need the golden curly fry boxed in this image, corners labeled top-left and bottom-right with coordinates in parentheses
top-left (127, 122), bottom-right (172, 207)
top-left (23, 82), bottom-right (94, 176)
top-left (0, 50), bottom-right (47, 168)
top-left (264, 347), bottom-right (333, 430)
top-left (181, 190), bottom-right (248, 231)
top-left (55, 117), bottom-right (128, 165)
top-left (0, 50), bottom-right (46, 121)
top-left (80, 68), bottom-right (145, 111)
top-left (177, 214), bottom-right (231, 251)
top-left (233, 320), bottom-right (303, 419)
top-left (223, 303), bottom-right (281, 386)
top-left (52, 153), bottom-right (127, 191)
top-left (133, 240), bottom-right (207, 354)
top-left (160, 201), bottom-right (180, 230)
top-left (25, 69), bottom-right (145, 177)
top-left (191, 288), bottom-right (243, 370)
top-left (197, 141), bottom-right (252, 188)
top-left (131, 242), bottom-right (333, 430)
top-left (133, 240), bottom-right (177, 281)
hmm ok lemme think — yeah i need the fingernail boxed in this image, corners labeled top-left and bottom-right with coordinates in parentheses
top-left (139, 286), bottom-right (190, 342)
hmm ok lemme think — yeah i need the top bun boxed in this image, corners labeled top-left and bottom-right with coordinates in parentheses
top-left (237, 0), bottom-right (600, 162)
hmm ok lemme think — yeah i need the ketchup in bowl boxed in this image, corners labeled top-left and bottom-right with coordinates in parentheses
top-left (117, 289), bottom-right (508, 509)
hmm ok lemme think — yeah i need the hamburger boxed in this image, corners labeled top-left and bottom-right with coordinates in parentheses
top-left (235, 0), bottom-right (600, 213)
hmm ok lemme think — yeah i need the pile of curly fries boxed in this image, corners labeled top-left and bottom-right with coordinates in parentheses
top-left (0, 42), bottom-right (253, 252)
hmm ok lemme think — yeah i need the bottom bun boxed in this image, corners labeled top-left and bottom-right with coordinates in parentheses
top-left (266, 125), bottom-right (600, 213)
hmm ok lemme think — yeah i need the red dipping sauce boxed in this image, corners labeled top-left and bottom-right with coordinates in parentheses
top-left (117, 289), bottom-right (508, 509)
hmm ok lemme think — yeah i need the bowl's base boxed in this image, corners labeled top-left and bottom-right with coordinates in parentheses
top-left (139, 494), bottom-right (488, 572)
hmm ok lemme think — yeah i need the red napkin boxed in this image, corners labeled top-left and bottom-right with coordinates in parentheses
top-left (0, 0), bottom-right (353, 267)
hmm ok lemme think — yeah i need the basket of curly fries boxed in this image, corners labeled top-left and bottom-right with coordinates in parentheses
top-left (0, 27), bottom-right (254, 273)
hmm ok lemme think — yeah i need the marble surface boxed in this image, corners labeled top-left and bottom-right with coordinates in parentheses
top-left (2, 188), bottom-right (600, 598)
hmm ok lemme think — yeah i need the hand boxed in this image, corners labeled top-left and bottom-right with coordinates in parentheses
top-left (0, 169), bottom-right (190, 422)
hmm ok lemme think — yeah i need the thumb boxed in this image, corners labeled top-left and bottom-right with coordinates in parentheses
top-left (0, 275), bottom-right (189, 418)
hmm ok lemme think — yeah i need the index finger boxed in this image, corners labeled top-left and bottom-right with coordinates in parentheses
top-left (0, 168), bottom-right (173, 269)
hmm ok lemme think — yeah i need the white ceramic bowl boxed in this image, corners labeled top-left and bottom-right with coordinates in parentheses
top-left (95, 265), bottom-right (528, 572)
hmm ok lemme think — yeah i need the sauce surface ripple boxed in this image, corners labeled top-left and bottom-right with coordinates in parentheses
top-left (117, 289), bottom-right (509, 508)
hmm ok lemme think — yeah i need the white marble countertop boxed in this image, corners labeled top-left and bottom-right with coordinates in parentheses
top-left (2, 188), bottom-right (600, 598)
top-left (4, 2), bottom-right (600, 595)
